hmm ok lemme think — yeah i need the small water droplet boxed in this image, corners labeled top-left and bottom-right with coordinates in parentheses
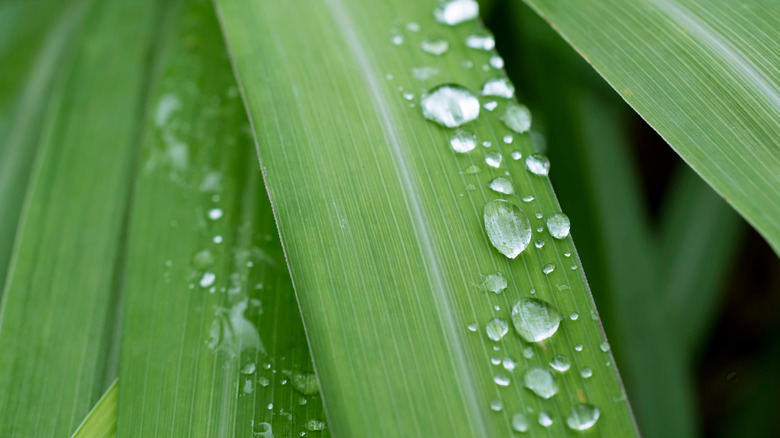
top-left (391, 34), bottom-right (404, 46)
top-left (252, 421), bottom-right (273, 437)
top-left (465, 183), bottom-right (476, 191)
top-left (243, 378), bottom-right (254, 394)
top-left (421, 85), bottom-right (480, 128)
top-left (292, 372), bottom-right (320, 395)
top-left (521, 196), bottom-right (534, 204)
top-left (539, 411), bottom-right (553, 427)
top-left (484, 199), bottom-right (532, 259)
top-left (523, 346), bottom-right (534, 359)
top-left (467, 322), bottom-right (478, 332)
top-left (570, 312), bottom-right (579, 320)
top-left (525, 153), bottom-right (550, 176)
top-left (503, 135), bottom-right (514, 144)
top-left (403, 92), bottom-right (414, 101)
top-left (575, 344), bottom-right (583, 352)
top-left (600, 342), bottom-right (610, 352)
top-left (490, 55), bottom-right (505, 69)
top-left (512, 413), bottom-right (529, 432)
top-left (485, 151), bottom-right (502, 168)
top-left (581, 367), bottom-right (593, 378)
top-left (461, 60), bottom-right (474, 69)
top-left (421, 38), bottom-right (449, 56)
top-left (482, 78), bottom-right (515, 99)
top-left (482, 140), bottom-right (492, 147)
top-left (502, 357), bottom-right (517, 371)
top-left (306, 419), bottom-right (326, 431)
top-left (511, 298), bottom-right (562, 342)
top-left (546, 213), bottom-right (570, 239)
top-left (241, 363), bottom-right (256, 374)
top-left (534, 240), bottom-right (545, 249)
top-left (434, 0), bottom-right (479, 26)
top-left (213, 235), bottom-right (223, 244)
top-left (258, 376), bottom-right (270, 387)
top-left (465, 33), bottom-right (495, 51)
top-left (412, 66), bottom-right (439, 81)
top-left (550, 354), bottom-right (571, 372)
top-left (567, 404), bottom-right (600, 431)
top-left (481, 272), bottom-right (508, 293)
top-left (494, 373), bottom-right (511, 386)
top-left (450, 129), bottom-right (477, 153)
top-left (406, 22), bottom-right (420, 32)
top-left (489, 398), bottom-right (503, 411)
top-left (500, 103), bottom-right (532, 133)
top-left (488, 177), bottom-right (514, 195)
top-left (465, 164), bottom-right (481, 174)
top-left (208, 208), bottom-right (223, 220)
top-left (486, 318), bottom-right (509, 341)
top-left (192, 249), bottom-right (216, 269)
top-left (200, 272), bottom-right (216, 288)
top-left (490, 356), bottom-right (501, 365)
top-left (523, 367), bottom-right (558, 399)
top-left (483, 101), bottom-right (498, 111)
top-left (543, 264), bottom-right (555, 275)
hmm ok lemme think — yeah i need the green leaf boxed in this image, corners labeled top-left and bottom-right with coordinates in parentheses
top-left (0, 0), bottom-right (161, 435)
top-left (519, 0), bottom-right (780, 253)
top-left (215, 0), bottom-right (637, 435)
top-left (71, 380), bottom-right (117, 438)
top-left (116, 0), bottom-right (327, 436)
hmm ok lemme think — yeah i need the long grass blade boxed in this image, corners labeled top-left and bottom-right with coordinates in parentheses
top-left (70, 380), bottom-right (117, 438)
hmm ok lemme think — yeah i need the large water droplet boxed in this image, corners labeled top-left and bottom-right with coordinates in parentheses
top-left (483, 199), bottom-right (532, 259)
top-left (421, 38), bottom-right (449, 56)
top-left (549, 354), bottom-right (571, 372)
top-left (546, 213), bottom-right (570, 239)
top-left (434, 0), bottom-right (479, 26)
top-left (485, 151), bottom-right (502, 168)
top-left (465, 33), bottom-right (495, 51)
top-left (512, 413), bottom-right (529, 432)
top-left (511, 298), bottom-right (562, 342)
top-left (482, 272), bottom-right (508, 293)
top-left (566, 404), bottom-right (600, 431)
top-left (500, 103), bottom-right (532, 133)
top-left (486, 318), bottom-right (509, 341)
top-left (539, 411), bottom-right (553, 427)
top-left (494, 373), bottom-right (511, 386)
top-left (488, 177), bottom-right (514, 194)
top-left (523, 367), bottom-right (558, 399)
top-left (490, 55), bottom-right (505, 70)
top-left (525, 153), bottom-right (550, 176)
top-left (450, 129), bottom-right (477, 153)
top-left (581, 367), bottom-right (593, 378)
top-left (481, 78), bottom-right (515, 99)
top-left (421, 85), bottom-right (480, 128)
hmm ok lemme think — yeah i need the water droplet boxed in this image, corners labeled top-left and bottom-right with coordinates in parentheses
top-left (534, 240), bottom-right (545, 249)
top-left (523, 367), bottom-right (558, 399)
top-left (192, 249), bottom-right (216, 269)
top-left (500, 103), bottom-right (532, 133)
top-left (412, 66), bottom-right (439, 81)
top-left (450, 129), bottom-right (477, 153)
top-left (467, 322), bottom-right (478, 332)
top-left (461, 60), bottom-right (473, 69)
top-left (502, 357), bottom-right (517, 371)
top-left (483, 199), bottom-right (532, 259)
top-left (481, 272), bottom-right (508, 293)
top-left (465, 183), bottom-right (476, 191)
top-left (306, 419), bottom-right (327, 431)
top-left (406, 22), bottom-right (420, 32)
top-left (421, 38), bottom-right (449, 56)
top-left (421, 85), bottom-right (480, 128)
top-left (567, 404), bottom-right (600, 431)
top-left (252, 421), bottom-right (273, 437)
top-left (600, 342), bottom-right (610, 352)
top-left (403, 92), bottom-right (414, 101)
top-left (208, 208), bottom-right (223, 220)
top-left (258, 376), bottom-right (270, 387)
top-left (523, 346), bottom-right (534, 359)
top-left (490, 55), bottom-right (505, 69)
top-left (466, 33), bottom-right (495, 51)
top-left (511, 298), bottom-right (562, 342)
top-left (490, 356), bottom-right (501, 365)
top-left (213, 235), bottom-right (223, 244)
top-left (575, 344), bottom-right (583, 352)
top-left (241, 362), bottom-right (257, 374)
top-left (581, 367), bottom-right (593, 378)
top-left (483, 101), bottom-right (498, 111)
top-left (292, 372), bottom-right (320, 395)
top-left (488, 177), bottom-right (514, 195)
top-left (494, 373), bottom-right (511, 386)
top-left (485, 151), bottom-right (502, 168)
top-left (546, 213), bottom-right (570, 239)
top-left (482, 140), bottom-right (492, 148)
top-left (543, 264), bottom-right (555, 275)
top-left (482, 78), bottom-right (515, 99)
top-left (549, 354), bottom-right (571, 372)
top-left (525, 153), bottom-right (550, 176)
top-left (570, 312), bottom-right (579, 320)
top-left (512, 413), bottom-right (529, 432)
top-left (200, 272), bottom-right (216, 288)
top-left (521, 197), bottom-right (534, 205)
top-left (538, 411), bottom-right (553, 427)
top-left (503, 135), bottom-right (514, 144)
top-left (489, 399), bottom-right (503, 411)
top-left (465, 164), bottom-right (481, 174)
top-left (391, 34), bottom-right (404, 46)
top-left (486, 318), bottom-right (509, 341)
top-left (243, 378), bottom-right (254, 394)
top-left (434, 0), bottom-right (479, 26)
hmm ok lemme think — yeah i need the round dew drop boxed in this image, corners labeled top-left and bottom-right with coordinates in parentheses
top-left (490, 55), bottom-right (505, 69)
top-left (547, 213), bottom-right (571, 239)
top-left (500, 103), bottom-right (532, 133)
top-left (481, 78), bottom-right (515, 99)
top-left (420, 38), bottom-right (449, 56)
top-left (494, 373), bottom-right (511, 386)
top-left (539, 411), bottom-right (553, 427)
top-left (566, 404), bottom-right (600, 431)
top-left (421, 84), bottom-right (480, 128)
top-left (485, 151), bottom-right (502, 168)
top-left (434, 0), bottom-right (480, 26)
top-left (512, 413), bottom-right (529, 432)
top-left (450, 129), bottom-right (477, 153)
top-left (465, 33), bottom-right (495, 51)
top-left (489, 399), bottom-right (503, 411)
top-left (525, 153), bottom-right (550, 176)
top-left (482, 272), bottom-right (508, 293)
top-left (581, 367), bottom-right (593, 378)
top-left (486, 318), bottom-right (509, 341)
top-left (511, 297), bottom-right (562, 342)
top-left (549, 354), bottom-right (571, 372)
top-left (523, 367), bottom-right (558, 399)
top-left (483, 199), bottom-right (532, 259)
top-left (488, 177), bottom-right (514, 195)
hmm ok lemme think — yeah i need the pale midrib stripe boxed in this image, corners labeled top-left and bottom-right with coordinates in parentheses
top-left (322, 0), bottom-right (489, 436)
top-left (649, 0), bottom-right (780, 114)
